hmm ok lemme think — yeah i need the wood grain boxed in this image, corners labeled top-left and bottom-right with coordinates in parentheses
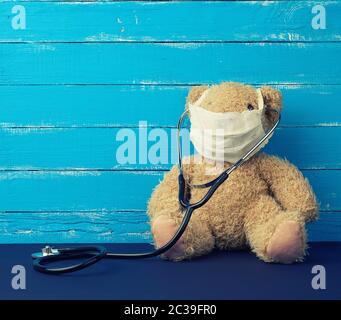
top-left (1, 85), bottom-right (340, 128)
top-left (1, 127), bottom-right (340, 170)
top-left (0, 170), bottom-right (339, 212)
top-left (0, 211), bottom-right (151, 243)
top-left (1, 1), bottom-right (340, 43)
top-left (0, 211), bottom-right (339, 243)
top-left (1, 43), bottom-right (341, 85)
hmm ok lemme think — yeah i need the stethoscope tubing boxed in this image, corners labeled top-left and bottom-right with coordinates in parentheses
top-left (33, 207), bottom-right (194, 274)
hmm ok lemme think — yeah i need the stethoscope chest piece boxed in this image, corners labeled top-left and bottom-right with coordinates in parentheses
top-left (31, 246), bottom-right (60, 259)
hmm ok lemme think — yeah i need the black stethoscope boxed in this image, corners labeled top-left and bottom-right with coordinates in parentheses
top-left (32, 109), bottom-right (280, 274)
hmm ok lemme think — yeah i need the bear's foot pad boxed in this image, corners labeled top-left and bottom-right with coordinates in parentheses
top-left (266, 220), bottom-right (305, 264)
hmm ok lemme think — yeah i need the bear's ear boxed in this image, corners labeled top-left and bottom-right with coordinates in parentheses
top-left (260, 86), bottom-right (282, 112)
top-left (186, 85), bottom-right (209, 108)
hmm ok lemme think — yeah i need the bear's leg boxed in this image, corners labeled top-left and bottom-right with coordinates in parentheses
top-left (151, 212), bottom-right (214, 261)
top-left (244, 195), bottom-right (307, 264)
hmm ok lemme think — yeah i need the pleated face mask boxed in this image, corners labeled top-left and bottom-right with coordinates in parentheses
top-left (189, 88), bottom-right (272, 163)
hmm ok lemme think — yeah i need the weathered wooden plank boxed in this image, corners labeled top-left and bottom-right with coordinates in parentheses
top-left (1, 85), bottom-right (340, 128)
top-left (1, 127), bottom-right (340, 170)
top-left (0, 210), bottom-right (339, 243)
top-left (0, 170), bottom-right (338, 212)
top-left (0, 1), bottom-right (340, 42)
top-left (308, 212), bottom-right (341, 242)
top-left (0, 170), bottom-right (162, 212)
top-left (0, 211), bottom-right (151, 243)
top-left (1, 43), bottom-right (341, 85)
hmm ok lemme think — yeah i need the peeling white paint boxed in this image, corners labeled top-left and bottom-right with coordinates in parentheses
top-left (139, 80), bottom-right (164, 85)
top-left (276, 84), bottom-right (305, 90)
top-left (85, 34), bottom-right (157, 42)
top-left (33, 44), bottom-right (56, 52)
top-left (0, 122), bottom-right (18, 128)
top-left (1, 127), bottom-right (63, 135)
top-left (245, 1), bottom-right (276, 6)
top-left (0, 122), bottom-right (60, 129)
top-left (85, 33), bottom-right (120, 42)
top-left (139, 36), bottom-right (157, 42)
top-left (126, 231), bottom-right (151, 239)
top-left (57, 170), bottom-right (102, 177)
top-left (0, 38), bottom-right (24, 42)
top-left (57, 2), bottom-right (101, 5)
top-left (2, 127), bottom-right (45, 135)
top-left (15, 230), bottom-right (33, 234)
top-left (137, 1), bottom-right (166, 6)
top-left (0, 170), bottom-right (102, 181)
top-left (317, 122), bottom-right (341, 127)
top-left (269, 33), bottom-right (302, 41)
top-left (157, 43), bottom-right (203, 50)
top-left (121, 170), bottom-right (162, 177)
top-left (316, 91), bottom-right (332, 95)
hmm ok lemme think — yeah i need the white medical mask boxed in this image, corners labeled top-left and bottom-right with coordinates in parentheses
top-left (189, 88), bottom-right (271, 163)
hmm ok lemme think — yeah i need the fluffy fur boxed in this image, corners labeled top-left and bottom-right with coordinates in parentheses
top-left (147, 82), bottom-right (318, 264)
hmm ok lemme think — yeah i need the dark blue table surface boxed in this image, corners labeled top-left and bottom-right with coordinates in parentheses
top-left (0, 243), bottom-right (340, 300)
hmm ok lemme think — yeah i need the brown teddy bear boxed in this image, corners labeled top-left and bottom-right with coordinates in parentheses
top-left (148, 82), bottom-right (318, 264)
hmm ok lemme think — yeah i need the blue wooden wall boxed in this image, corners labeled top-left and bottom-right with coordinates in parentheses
top-left (0, 1), bottom-right (340, 243)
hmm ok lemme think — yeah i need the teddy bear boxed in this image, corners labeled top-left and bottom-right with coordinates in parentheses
top-left (147, 82), bottom-right (318, 264)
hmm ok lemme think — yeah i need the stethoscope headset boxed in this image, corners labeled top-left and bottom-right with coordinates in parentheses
top-left (32, 108), bottom-right (280, 274)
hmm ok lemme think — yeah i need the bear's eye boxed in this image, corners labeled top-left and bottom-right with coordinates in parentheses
top-left (247, 104), bottom-right (254, 111)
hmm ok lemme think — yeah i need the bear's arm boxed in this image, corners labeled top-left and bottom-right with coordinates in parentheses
top-left (256, 154), bottom-right (319, 222)
top-left (147, 165), bottom-right (183, 222)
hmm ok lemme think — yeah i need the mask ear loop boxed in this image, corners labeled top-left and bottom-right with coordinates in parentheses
top-left (256, 88), bottom-right (265, 111)
top-left (177, 108), bottom-right (281, 189)
top-left (177, 109), bottom-right (189, 177)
